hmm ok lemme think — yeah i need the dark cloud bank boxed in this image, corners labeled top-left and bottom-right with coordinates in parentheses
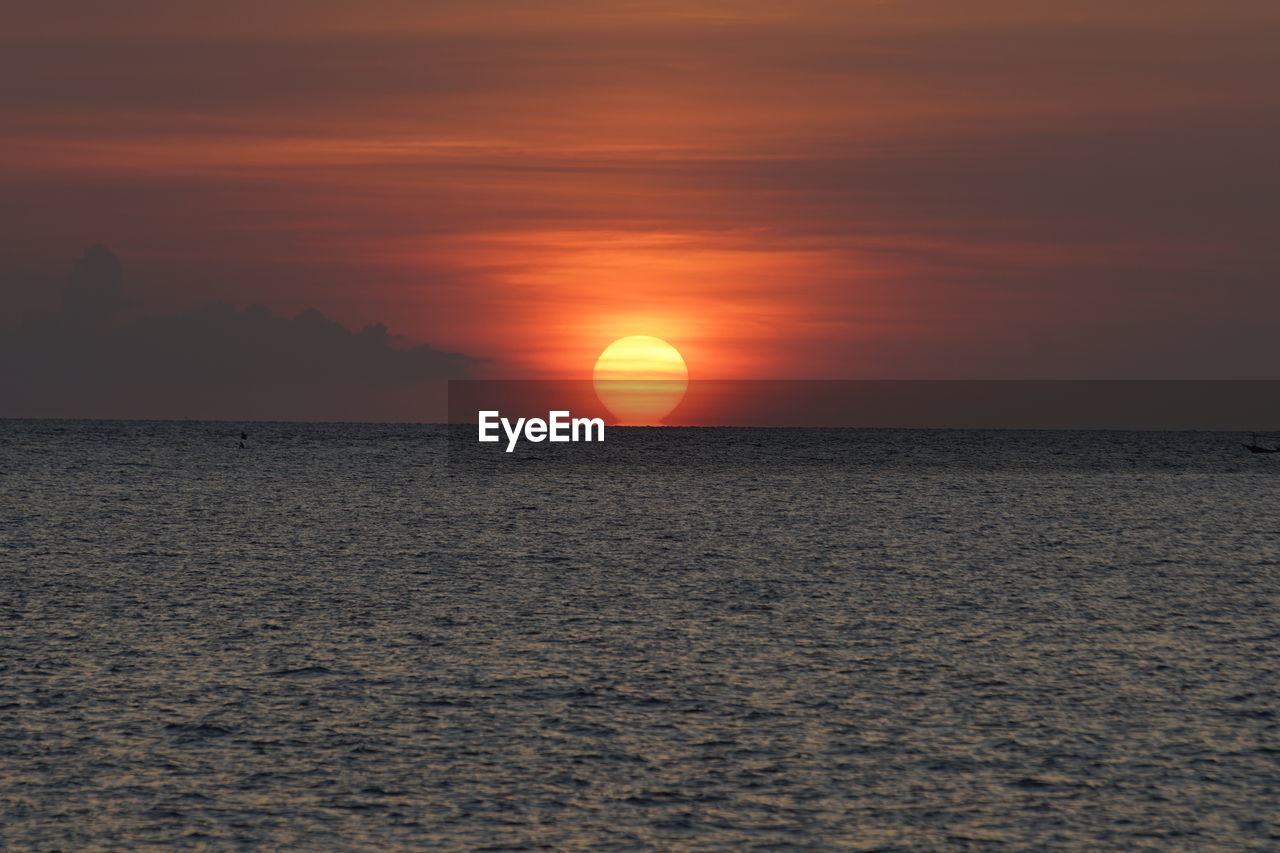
top-left (1, 246), bottom-right (478, 420)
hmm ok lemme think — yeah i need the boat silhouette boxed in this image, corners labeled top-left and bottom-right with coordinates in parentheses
top-left (1242, 433), bottom-right (1280, 453)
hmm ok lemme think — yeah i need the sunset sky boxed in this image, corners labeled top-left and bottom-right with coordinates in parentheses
top-left (3, 1), bottom-right (1279, 418)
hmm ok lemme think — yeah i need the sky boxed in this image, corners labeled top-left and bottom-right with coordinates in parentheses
top-left (2, 0), bottom-right (1279, 419)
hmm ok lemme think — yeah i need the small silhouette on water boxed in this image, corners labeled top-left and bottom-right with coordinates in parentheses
top-left (238, 430), bottom-right (248, 450)
top-left (1241, 433), bottom-right (1280, 454)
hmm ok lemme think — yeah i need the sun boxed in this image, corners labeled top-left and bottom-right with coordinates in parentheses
top-left (592, 335), bottom-right (688, 425)
top-left (592, 335), bottom-right (688, 382)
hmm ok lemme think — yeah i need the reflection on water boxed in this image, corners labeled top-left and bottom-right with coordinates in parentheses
top-left (2, 420), bottom-right (1279, 850)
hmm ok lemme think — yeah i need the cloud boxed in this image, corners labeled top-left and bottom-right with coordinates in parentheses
top-left (0, 246), bottom-right (480, 419)
top-left (2, 1), bottom-right (1277, 382)
top-left (60, 244), bottom-right (132, 319)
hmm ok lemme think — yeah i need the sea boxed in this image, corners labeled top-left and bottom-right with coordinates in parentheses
top-left (2, 419), bottom-right (1279, 851)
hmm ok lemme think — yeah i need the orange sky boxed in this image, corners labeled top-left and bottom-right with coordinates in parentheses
top-left (3, 0), bottom-right (1279, 394)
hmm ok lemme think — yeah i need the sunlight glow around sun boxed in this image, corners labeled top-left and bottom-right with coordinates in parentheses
top-left (592, 335), bottom-right (688, 426)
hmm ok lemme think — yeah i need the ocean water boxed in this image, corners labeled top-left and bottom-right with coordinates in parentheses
top-left (2, 419), bottom-right (1279, 851)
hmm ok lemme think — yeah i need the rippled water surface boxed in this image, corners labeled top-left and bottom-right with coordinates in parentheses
top-left (3, 420), bottom-right (1279, 850)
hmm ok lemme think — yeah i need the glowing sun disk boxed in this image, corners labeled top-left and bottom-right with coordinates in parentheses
top-left (592, 335), bottom-right (688, 426)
